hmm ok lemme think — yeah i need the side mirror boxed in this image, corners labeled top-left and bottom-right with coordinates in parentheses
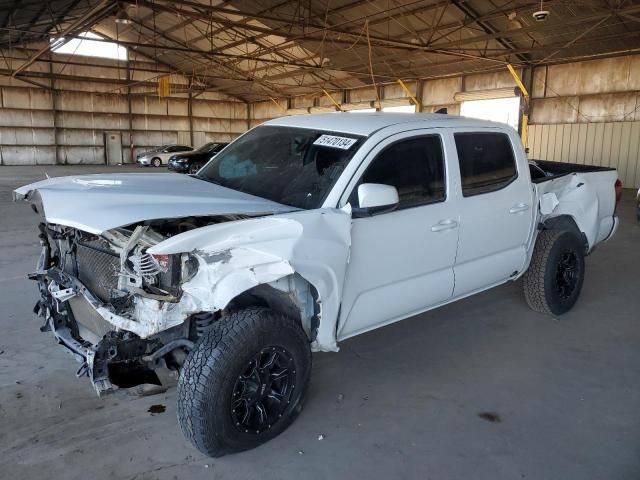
top-left (352, 183), bottom-right (399, 217)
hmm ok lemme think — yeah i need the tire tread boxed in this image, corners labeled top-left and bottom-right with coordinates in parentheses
top-left (523, 229), bottom-right (586, 316)
top-left (177, 307), bottom-right (310, 457)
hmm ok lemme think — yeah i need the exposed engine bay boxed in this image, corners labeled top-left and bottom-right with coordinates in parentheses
top-left (32, 215), bottom-right (245, 394)
top-left (16, 172), bottom-right (353, 396)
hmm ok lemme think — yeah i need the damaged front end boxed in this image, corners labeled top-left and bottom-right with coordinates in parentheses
top-left (31, 218), bottom-right (225, 395)
top-left (22, 194), bottom-right (353, 398)
top-left (16, 172), bottom-right (353, 397)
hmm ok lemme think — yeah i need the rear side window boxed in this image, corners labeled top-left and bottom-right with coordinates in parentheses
top-left (454, 133), bottom-right (517, 197)
top-left (353, 135), bottom-right (446, 209)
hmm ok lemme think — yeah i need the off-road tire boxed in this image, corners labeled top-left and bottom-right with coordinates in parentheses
top-left (177, 307), bottom-right (311, 457)
top-left (151, 157), bottom-right (162, 167)
top-left (523, 229), bottom-right (585, 315)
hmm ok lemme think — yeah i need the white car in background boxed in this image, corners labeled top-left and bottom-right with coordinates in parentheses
top-left (136, 144), bottom-right (194, 167)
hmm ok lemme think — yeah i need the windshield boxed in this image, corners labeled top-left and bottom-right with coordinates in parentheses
top-left (197, 126), bottom-right (364, 209)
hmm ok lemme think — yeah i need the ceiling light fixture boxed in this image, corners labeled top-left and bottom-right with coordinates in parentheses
top-left (115, 5), bottom-right (132, 24)
top-left (533, 0), bottom-right (550, 22)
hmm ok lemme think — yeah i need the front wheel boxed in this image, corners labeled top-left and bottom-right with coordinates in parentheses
top-left (188, 163), bottom-right (202, 174)
top-left (177, 307), bottom-right (311, 457)
top-left (523, 229), bottom-right (585, 315)
top-left (151, 157), bottom-right (162, 167)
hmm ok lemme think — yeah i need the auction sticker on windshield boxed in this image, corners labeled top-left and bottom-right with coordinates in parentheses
top-left (313, 135), bottom-right (357, 150)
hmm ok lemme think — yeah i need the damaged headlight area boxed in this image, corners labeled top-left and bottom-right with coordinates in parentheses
top-left (29, 218), bottom-right (221, 395)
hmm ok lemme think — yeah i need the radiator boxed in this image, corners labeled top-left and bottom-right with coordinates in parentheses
top-left (76, 241), bottom-right (120, 303)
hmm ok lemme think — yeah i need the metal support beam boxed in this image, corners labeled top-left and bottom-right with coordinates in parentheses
top-left (48, 54), bottom-right (60, 165)
top-left (188, 88), bottom-right (194, 146)
top-left (11, 0), bottom-right (47, 45)
top-left (322, 89), bottom-right (343, 111)
top-left (507, 63), bottom-right (530, 147)
top-left (12, 0), bottom-right (113, 77)
top-left (450, 0), bottom-right (528, 64)
top-left (416, 80), bottom-right (424, 112)
top-left (269, 97), bottom-right (287, 113)
top-left (126, 61), bottom-right (134, 164)
top-left (397, 79), bottom-right (421, 112)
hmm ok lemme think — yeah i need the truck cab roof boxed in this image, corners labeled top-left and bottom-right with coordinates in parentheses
top-left (265, 112), bottom-right (509, 136)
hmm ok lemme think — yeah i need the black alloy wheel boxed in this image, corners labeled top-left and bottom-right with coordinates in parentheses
top-left (231, 346), bottom-right (297, 434)
top-left (523, 229), bottom-right (585, 315)
top-left (555, 251), bottom-right (578, 299)
top-left (177, 307), bottom-right (311, 457)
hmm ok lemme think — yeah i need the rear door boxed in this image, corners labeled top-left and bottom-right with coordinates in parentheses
top-left (337, 130), bottom-right (459, 340)
top-left (451, 129), bottom-right (535, 296)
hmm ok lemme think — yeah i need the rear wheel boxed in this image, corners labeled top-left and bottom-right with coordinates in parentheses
top-left (151, 157), bottom-right (162, 167)
top-left (523, 229), bottom-right (585, 315)
top-left (177, 307), bottom-right (311, 457)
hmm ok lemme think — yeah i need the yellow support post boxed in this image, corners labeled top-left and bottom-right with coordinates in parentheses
top-left (506, 64), bottom-right (529, 97)
top-left (269, 97), bottom-right (287, 113)
top-left (397, 79), bottom-right (421, 112)
top-left (506, 64), bottom-right (529, 147)
top-left (322, 89), bottom-right (343, 111)
top-left (521, 113), bottom-right (528, 148)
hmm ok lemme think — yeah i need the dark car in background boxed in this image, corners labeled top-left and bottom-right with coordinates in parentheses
top-left (168, 142), bottom-right (229, 174)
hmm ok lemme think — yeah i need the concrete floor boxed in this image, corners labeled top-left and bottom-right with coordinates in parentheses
top-left (1, 165), bottom-right (639, 480)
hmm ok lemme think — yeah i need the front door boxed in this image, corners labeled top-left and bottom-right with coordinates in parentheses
top-left (337, 132), bottom-right (459, 340)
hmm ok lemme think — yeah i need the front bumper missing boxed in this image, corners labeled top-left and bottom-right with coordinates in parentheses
top-left (42, 315), bottom-right (116, 393)
top-left (35, 300), bottom-right (118, 395)
top-left (33, 266), bottom-right (179, 339)
top-left (31, 267), bottom-right (167, 395)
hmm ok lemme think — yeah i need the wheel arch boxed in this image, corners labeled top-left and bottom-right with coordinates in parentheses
top-left (540, 214), bottom-right (589, 254)
top-left (225, 274), bottom-right (321, 343)
top-left (148, 211), bottom-right (352, 353)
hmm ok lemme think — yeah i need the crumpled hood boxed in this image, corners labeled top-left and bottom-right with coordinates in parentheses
top-left (14, 173), bottom-right (297, 234)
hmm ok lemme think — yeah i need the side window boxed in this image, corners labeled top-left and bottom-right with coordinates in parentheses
top-left (166, 146), bottom-right (178, 152)
top-left (352, 135), bottom-right (446, 209)
top-left (454, 132), bottom-right (517, 197)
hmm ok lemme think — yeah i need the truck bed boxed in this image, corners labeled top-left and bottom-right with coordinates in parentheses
top-left (529, 159), bottom-right (615, 183)
top-left (529, 159), bottom-right (618, 250)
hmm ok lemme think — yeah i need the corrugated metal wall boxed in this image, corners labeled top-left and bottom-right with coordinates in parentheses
top-left (0, 83), bottom-right (248, 165)
top-left (528, 122), bottom-right (640, 188)
top-left (0, 50), bottom-right (248, 166)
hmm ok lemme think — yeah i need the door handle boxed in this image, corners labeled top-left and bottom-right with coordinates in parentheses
top-left (509, 203), bottom-right (529, 214)
top-left (431, 219), bottom-right (458, 232)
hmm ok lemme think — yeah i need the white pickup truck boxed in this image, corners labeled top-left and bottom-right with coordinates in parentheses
top-left (15, 113), bottom-right (621, 457)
